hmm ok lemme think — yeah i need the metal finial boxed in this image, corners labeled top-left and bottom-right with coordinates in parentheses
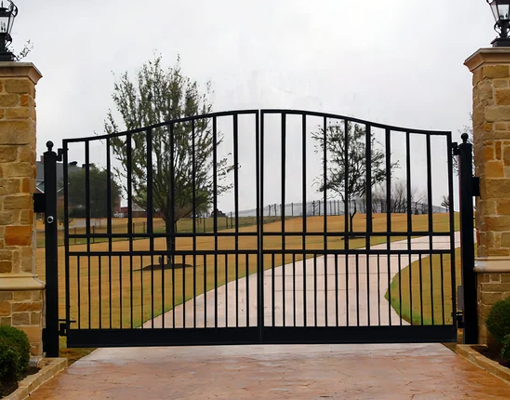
top-left (461, 133), bottom-right (469, 143)
top-left (46, 141), bottom-right (54, 151)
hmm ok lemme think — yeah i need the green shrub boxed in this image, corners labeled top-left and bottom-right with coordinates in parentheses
top-left (486, 297), bottom-right (510, 343)
top-left (0, 326), bottom-right (30, 385)
top-left (501, 334), bottom-right (510, 361)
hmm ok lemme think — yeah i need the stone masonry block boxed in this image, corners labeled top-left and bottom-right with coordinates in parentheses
top-left (0, 146), bottom-right (18, 162)
top-left (11, 302), bottom-right (41, 312)
top-left (482, 291), bottom-right (503, 305)
top-left (1, 163), bottom-right (34, 178)
top-left (0, 292), bottom-right (12, 301)
top-left (4, 194), bottom-right (31, 209)
top-left (486, 216), bottom-right (510, 231)
top-left (496, 89), bottom-right (510, 105)
top-left (485, 161), bottom-right (504, 177)
top-left (485, 106), bottom-right (510, 122)
top-left (11, 312), bottom-right (29, 326)
top-left (494, 79), bottom-right (510, 88)
top-left (4, 79), bottom-right (35, 96)
top-left (0, 301), bottom-right (11, 316)
top-left (0, 121), bottom-right (33, 145)
top-left (0, 260), bottom-right (12, 273)
top-left (5, 225), bottom-right (32, 246)
top-left (0, 94), bottom-right (17, 107)
top-left (5, 108), bottom-right (29, 119)
top-left (486, 178), bottom-right (510, 197)
top-left (30, 312), bottom-right (40, 325)
top-left (0, 179), bottom-right (22, 196)
top-left (484, 65), bottom-right (510, 78)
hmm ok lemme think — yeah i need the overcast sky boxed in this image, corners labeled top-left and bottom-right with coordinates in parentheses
top-left (13, 0), bottom-right (496, 212)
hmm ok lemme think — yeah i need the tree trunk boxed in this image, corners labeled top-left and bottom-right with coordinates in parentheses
top-left (349, 210), bottom-right (357, 235)
top-left (165, 219), bottom-right (176, 267)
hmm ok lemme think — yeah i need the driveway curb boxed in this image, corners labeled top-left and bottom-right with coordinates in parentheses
top-left (456, 344), bottom-right (510, 385)
top-left (4, 358), bottom-right (67, 400)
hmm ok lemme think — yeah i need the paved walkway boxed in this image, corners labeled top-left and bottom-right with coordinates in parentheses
top-left (144, 234), bottom-right (460, 328)
top-left (31, 344), bottom-right (510, 399)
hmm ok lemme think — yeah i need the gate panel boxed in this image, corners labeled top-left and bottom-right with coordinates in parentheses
top-left (259, 110), bottom-right (457, 343)
top-left (58, 109), bottom-right (457, 347)
top-left (62, 110), bottom-right (261, 347)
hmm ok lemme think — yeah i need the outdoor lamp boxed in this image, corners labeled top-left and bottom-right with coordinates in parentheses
top-left (0, 0), bottom-right (17, 61)
top-left (488, 0), bottom-right (510, 47)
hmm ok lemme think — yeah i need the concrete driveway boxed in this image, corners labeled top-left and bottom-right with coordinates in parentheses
top-left (30, 343), bottom-right (510, 399)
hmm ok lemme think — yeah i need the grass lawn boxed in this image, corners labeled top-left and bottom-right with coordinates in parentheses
top-left (385, 248), bottom-right (462, 325)
top-left (35, 213), bottom-right (457, 331)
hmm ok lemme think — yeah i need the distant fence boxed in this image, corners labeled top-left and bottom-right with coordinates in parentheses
top-left (236, 199), bottom-right (446, 218)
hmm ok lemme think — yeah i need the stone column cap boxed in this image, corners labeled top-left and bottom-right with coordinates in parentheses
top-left (0, 273), bottom-right (45, 290)
top-left (0, 62), bottom-right (42, 84)
top-left (465, 47), bottom-right (510, 72)
top-left (475, 257), bottom-right (510, 273)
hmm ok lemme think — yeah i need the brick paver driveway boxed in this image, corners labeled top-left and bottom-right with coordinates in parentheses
top-left (30, 343), bottom-right (510, 399)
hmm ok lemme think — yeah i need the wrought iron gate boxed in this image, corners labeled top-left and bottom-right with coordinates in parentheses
top-left (43, 109), bottom-right (459, 350)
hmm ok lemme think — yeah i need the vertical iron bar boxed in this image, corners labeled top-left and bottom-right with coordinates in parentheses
top-left (377, 254), bottom-right (381, 325)
top-left (293, 253), bottom-right (296, 327)
top-left (257, 111), bottom-right (262, 335)
top-left (169, 122), bottom-right (176, 329)
top-left (344, 121), bottom-right (349, 245)
top-left (301, 114), bottom-right (307, 327)
top-left (335, 255), bottom-right (339, 327)
top-left (272, 253), bottom-right (275, 327)
top-left (399, 255), bottom-right (403, 326)
top-left (323, 116), bottom-right (328, 326)
top-left (234, 114), bottom-right (239, 328)
top-left (356, 253), bottom-right (359, 326)
top-left (458, 133), bottom-right (476, 343)
top-left (282, 113), bottom-right (286, 327)
top-left (106, 138), bottom-right (113, 329)
top-left (85, 142), bottom-right (91, 329)
top-left (192, 120), bottom-right (197, 329)
top-left (419, 254), bottom-right (424, 325)
top-left (119, 255), bottom-right (122, 329)
top-left (426, 134), bottom-right (434, 326)
top-left (204, 254), bottom-right (207, 328)
top-left (314, 254), bottom-right (318, 326)
top-left (146, 129), bottom-right (157, 327)
top-left (366, 125), bottom-right (372, 249)
top-left (406, 132), bottom-right (413, 325)
top-left (63, 143), bottom-right (71, 330)
top-left (98, 256), bottom-right (102, 329)
top-left (213, 117), bottom-right (219, 329)
top-left (183, 255), bottom-right (186, 328)
top-left (126, 135), bottom-right (134, 328)
top-left (440, 254), bottom-right (445, 325)
top-left (43, 142), bottom-right (59, 357)
top-left (246, 253), bottom-right (250, 327)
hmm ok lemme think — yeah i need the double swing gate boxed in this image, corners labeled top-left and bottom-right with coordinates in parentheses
top-left (43, 109), bottom-right (463, 353)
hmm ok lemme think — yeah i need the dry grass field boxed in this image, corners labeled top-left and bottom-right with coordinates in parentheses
top-left (35, 213), bottom-right (458, 329)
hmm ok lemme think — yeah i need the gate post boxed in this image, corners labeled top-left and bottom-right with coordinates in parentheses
top-left (43, 142), bottom-right (59, 357)
top-left (457, 134), bottom-right (477, 344)
top-left (465, 48), bottom-right (510, 345)
top-left (0, 63), bottom-right (44, 355)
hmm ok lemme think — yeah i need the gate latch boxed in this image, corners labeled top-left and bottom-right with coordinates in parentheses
top-left (59, 319), bottom-right (76, 336)
top-left (472, 177), bottom-right (480, 197)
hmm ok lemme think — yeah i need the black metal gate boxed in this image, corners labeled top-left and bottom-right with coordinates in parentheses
top-left (43, 109), bottom-right (460, 350)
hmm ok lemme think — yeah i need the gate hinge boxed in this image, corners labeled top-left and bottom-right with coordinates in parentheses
top-left (452, 142), bottom-right (459, 156)
top-left (57, 148), bottom-right (64, 162)
top-left (472, 176), bottom-right (480, 197)
top-left (33, 193), bottom-right (45, 213)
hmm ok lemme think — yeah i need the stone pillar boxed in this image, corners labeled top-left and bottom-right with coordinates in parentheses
top-left (0, 63), bottom-right (44, 355)
top-left (465, 48), bottom-right (510, 345)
